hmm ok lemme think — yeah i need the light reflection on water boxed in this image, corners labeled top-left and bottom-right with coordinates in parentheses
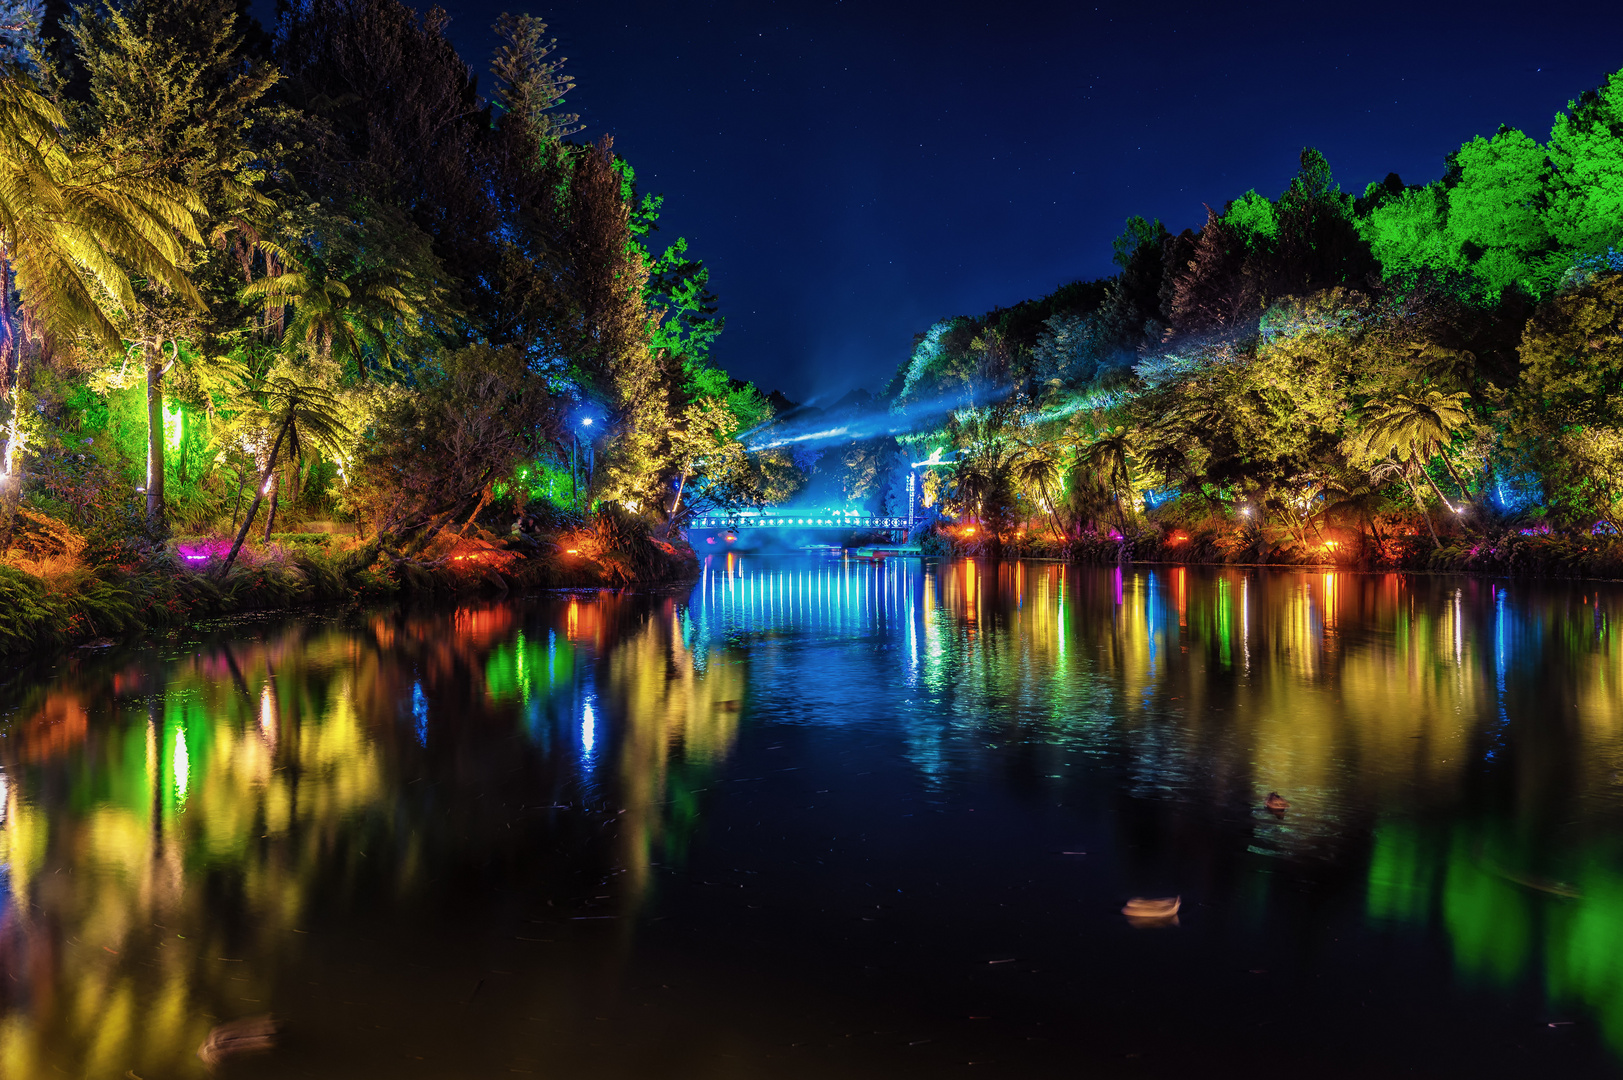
top-left (1, 557), bottom-right (1623, 1076)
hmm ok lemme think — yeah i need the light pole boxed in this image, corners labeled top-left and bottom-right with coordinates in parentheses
top-left (573, 417), bottom-right (593, 511)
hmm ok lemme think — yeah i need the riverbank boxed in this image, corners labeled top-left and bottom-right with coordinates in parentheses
top-left (940, 521), bottom-right (1623, 580)
top-left (0, 508), bottom-right (699, 659)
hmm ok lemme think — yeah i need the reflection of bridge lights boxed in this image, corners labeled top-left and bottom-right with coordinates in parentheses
top-left (581, 698), bottom-right (597, 758)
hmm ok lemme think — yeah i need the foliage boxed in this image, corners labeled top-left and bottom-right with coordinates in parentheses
top-left (346, 344), bottom-right (560, 543)
top-left (0, 0), bottom-right (770, 645)
top-left (868, 64), bottom-right (1623, 571)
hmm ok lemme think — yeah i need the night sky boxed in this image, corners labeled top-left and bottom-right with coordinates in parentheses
top-left (405, 0), bottom-right (1623, 401)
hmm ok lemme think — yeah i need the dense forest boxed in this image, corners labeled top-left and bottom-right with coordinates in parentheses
top-left (0, 0), bottom-right (794, 652)
top-left (5, 0), bottom-right (1623, 655)
top-left (818, 66), bottom-right (1623, 573)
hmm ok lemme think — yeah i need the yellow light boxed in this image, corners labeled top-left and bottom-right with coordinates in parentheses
top-left (173, 728), bottom-right (190, 803)
top-left (1, 417), bottom-right (24, 476)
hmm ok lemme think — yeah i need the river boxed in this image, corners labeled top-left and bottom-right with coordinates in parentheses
top-left (2, 555), bottom-right (1622, 1078)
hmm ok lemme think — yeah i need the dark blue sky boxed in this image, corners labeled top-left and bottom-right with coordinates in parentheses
top-left (415, 0), bottom-right (1622, 401)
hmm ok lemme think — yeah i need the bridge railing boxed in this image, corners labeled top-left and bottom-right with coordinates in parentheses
top-left (691, 515), bottom-right (911, 530)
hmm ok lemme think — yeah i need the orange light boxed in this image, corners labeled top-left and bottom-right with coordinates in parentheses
top-left (963, 526), bottom-right (975, 535)
top-left (565, 548), bottom-right (578, 554)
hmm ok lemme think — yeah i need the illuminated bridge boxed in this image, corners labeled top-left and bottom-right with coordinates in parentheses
top-left (690, 512), bottom-right (913, 532)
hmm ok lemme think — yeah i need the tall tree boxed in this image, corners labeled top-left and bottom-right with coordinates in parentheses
top-left (66, 0), bottom-right (278, 532)
top-left (0, 66), bottom-right (204, 529)
top-left (565, 136), bottom-right (668, 507)
top-left (489, 11), bottom-right (580, 145)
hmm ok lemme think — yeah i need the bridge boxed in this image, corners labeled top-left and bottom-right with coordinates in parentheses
top-left (690, 512), bottom-right (914, 534)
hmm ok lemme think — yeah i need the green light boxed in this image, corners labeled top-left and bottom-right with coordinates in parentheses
top-left (163, 402), bottom-right (183, 451)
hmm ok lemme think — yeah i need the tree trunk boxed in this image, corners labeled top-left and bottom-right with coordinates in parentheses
top-left (1406, 468), bottom-right (1441, 550)
top-left (145, 345), bottom-right (166, 535)
top-left (0, 468), bottom-right (17, 552)
top-left (1438, 453), bottom-right (1472, 504)
top-left (1421, 465), bottom-right (1458, 530)
top-left (263, 484), bottom-right (279, 543)
top-left (217, 421), bottom-right (289, 579)
top-left (232, 465), bottom-right (246, 528)
top-left (455, 483), bottom-right (494, 538)
top-left (0, 256), bottom-right (13, 400)
top-left (665, 469), bottom-right (689, 538)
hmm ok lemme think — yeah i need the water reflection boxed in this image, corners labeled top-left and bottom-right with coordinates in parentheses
top-left (0, 560), bottom-right (1621, 1076)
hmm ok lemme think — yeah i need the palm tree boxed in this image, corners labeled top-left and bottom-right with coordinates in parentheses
top-left (1356, 389), bottom-right (1472, 498)
top-left (1320, 474), bottom-right (1392, 558)
top-left (216, 375), bottom-right (350, 577)
top-left (1348, 389), bottom-right (1472, 548)
top-left (1078, 425), bottom-right (1137, 533)
top-left (1014, 444), bottom-right (1066, 541)
top-left (1369, 459), bottom-right (1440, 548)
top-left (0, 70), bottom-right (205, 503)
top-left (242, 260), bottom-right (422, 377)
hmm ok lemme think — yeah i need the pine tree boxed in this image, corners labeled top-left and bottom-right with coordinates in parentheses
top-left (1167, 206), bottom-right (1252, 332)
top-left (490, 11), bottom-right (581, 146)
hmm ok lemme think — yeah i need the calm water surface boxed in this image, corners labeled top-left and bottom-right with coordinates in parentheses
top-left (4, 556), bottom-right (1623, 1078)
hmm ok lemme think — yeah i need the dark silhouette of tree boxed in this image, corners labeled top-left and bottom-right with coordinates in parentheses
top-left (1166, 206), bottom-right (1255, 332)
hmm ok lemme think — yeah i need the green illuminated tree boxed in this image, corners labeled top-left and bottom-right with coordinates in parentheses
top-left (1515, 272), bottom-right (1623, 529)
top-left (1546, 70), bottom-right (1623, 260)
top-left (241, 256), bottom-right (424, 378)
top-left (1014, 442), bottom-right (1066, 540)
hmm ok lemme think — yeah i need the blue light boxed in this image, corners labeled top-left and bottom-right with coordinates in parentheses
top-left (412, 681), bottom-right (428, 745)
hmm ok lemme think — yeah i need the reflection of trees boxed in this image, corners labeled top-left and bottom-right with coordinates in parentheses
top-left (0, 637), bottom-right (386, 1079)
top-left (1370, 819), bottom-right (1623, 1056)
top-left (6, 561), bottom-right (1623, 1071)
top-left (606, 598), bottom-right (742, 902)
top-left (0, 594), bottom-right (745, 1078)
top-left (917, 563), bottom-right (1623, 843)
top-left (913, 559), bottom-right (1623, 1047)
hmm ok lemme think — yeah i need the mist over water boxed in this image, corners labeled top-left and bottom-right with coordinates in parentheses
top-left (2, 561), bottom-right (1623, 1078)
